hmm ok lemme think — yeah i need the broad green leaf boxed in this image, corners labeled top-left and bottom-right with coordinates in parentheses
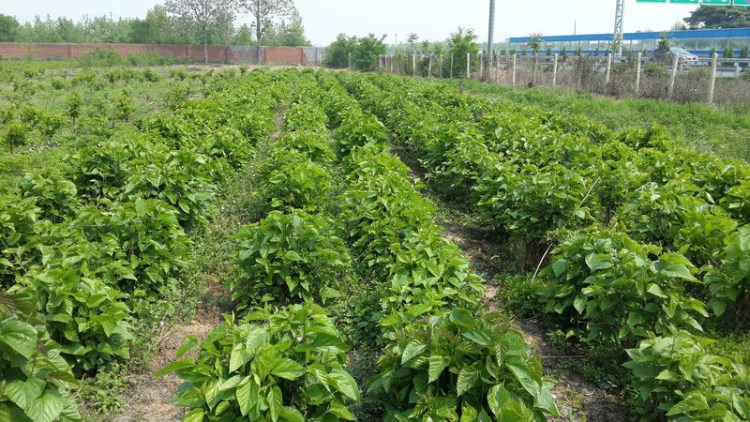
top-left (329, 368), bottom-right (360, 402)
top-left (0, 319), bottom-right (38, 359)
top-left (236, 376), bottom-right (259, 416)
top-left (268, 385), bottom-right (283, 422)
top-left (457, 367), bottom-right (480, 397)
top-left (155, 358), bottom-right (195, 377)
top-left (401, 340), bottom-right (426, 365)
top-left (280, 406), bottom-right (305, 422)
top-left (449, 309), bottom-right (475, 328)
top-left (26, 390), bottom-right (66, 422)
top-left (271, 358), bottom-right (305, 380)
top-left (428, 355), bottom-right (450, 383)
top-left (183, 408), bottom-right (206, 422)
top-left (585, 253), bottom-right (613, 271)
top-left (3, 378), bottom-right (45, 411)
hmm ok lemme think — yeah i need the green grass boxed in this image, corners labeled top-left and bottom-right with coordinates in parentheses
top-left (449, 80), bottom-right (750, 162)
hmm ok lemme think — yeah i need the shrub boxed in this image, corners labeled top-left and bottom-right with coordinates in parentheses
top-left (4, 121), bottom-right (28, 153)
top-left (370, 308), bottom-right (559, 420)
top-left (540, 227), bottom-right (707, 346)
top-left (159, 303), bottom-right (360, 421)
top-left (0, 291), bottom-right (80, 422)
top-left (230, 211), bottom-right (352, 308)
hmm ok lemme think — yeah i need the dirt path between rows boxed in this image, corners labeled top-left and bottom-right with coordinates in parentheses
top-left (441, 220), bottom-right (631, 422)
top-left (113, 101), bottom-right (289, 422)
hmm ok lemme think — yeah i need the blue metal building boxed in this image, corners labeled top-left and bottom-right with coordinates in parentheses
top-left (508, 28), bottom-right (750, 56)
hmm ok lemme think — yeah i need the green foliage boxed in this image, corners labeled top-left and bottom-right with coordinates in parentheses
top-left (18, 171), bottom-right (79, 223)
top-left (705, 226), bottom-right (750, 326)
top-left (114, 91), bottom-right (135, 122)
top-left (476, 162), bottom-right (591, 242)
top-left (446, 27), bottom-right (479, 79)
top-left (4, 121), bottom-right (28, 153)
top-left (159, 304), bottom-right (360, 421)
top-left (65, 93), bottom-right (83, 124)
top-left (625, 331), bottom-right (750, 420)
top-left (324, 34), bottom-right (356, 69)
top-left (351, 34), bottom-right (387, 72)
top-left (231, 210), bottom-right (352, 308)
top-left (19, 268), bottom-right (132, 374)
top-left (540, 228), bottom-right (707, 346)
top-left (657, 33), bottom-right (670, 52)
top-left (685, 5), bottom-right (750, 29)
top-left (0, 290), bottom-right (81, 422)
top-left (333, 113), bottom-right (388, 157)
top-left (258, 158), bottom-right (333, 213)
top-left (0, 195), bottom-right (40, 288)
top-left (527, 34), bottom-right (544, 55)
top-left (371, 309), bottom-right (560, 421)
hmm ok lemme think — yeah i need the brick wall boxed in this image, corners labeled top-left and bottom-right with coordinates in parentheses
top-left (0, 42), bottom-right (323, 66)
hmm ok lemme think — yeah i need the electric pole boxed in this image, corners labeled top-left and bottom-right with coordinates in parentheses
top-left (488, 0), bottom-right (496, 57)
top-left (614, 0), bottom-right (624, 55)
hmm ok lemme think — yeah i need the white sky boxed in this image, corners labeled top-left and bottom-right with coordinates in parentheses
top-left (5, 0), bottom-right (700, 46)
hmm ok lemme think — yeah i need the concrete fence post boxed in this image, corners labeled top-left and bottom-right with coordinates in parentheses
top-left (450, 54), bottom-right (454, 78)
top-left (428, 56), bottom-right (433, 78)
top-left (479, 52), bottom-right (484, 79)
top-left (606, 53), bottom-right (612, 84)
top-left (635, 52), bottom-right (642, 96)
top-left (512, 54), bottom-right (517, 86)
top-left (708, 53), bottom-right (718, 104)
top-left (466, 53), bottom-right (471, 79)
top-left (413, 54), bottom-right (417, 77)
top-left (553, 54), bottom-right (559, 87)
top-left (668, 55), bottom-right (679, 100)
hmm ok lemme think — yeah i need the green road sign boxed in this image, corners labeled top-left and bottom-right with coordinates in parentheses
top-left (669, 0), bottom-right (700, 4)
top-left (702, 0), bottom-right (731, 4)
top-left (733, 0), bottom-right (750, 6)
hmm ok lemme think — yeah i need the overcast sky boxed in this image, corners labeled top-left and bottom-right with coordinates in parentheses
top-left (6, 0), bottom-right (700, 46)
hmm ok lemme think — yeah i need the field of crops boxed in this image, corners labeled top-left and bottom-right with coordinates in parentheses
top-left (0, 62), bottom-right (748, 422)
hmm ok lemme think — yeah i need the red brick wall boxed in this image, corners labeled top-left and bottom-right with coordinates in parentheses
top-left (0, 42), bottom-right (311, 65)
top-left (265, 47), bottom-right (305, 65)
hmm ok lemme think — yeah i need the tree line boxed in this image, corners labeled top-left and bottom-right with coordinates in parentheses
top-left (0, 1), bottom-right (311, 52)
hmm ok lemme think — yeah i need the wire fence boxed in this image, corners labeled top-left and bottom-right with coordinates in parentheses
top-left (379, 53), bottom-right (750, 105)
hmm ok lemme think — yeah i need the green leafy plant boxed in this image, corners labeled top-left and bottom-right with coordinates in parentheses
top-left (0, 290), bottom-right (81, 422)
top-left (540, 227), bottom-right (707, 346)
top-left (230, 210), bottom-right (352, 308)
top-left (624, 331), bottom-right (749, 419)
top-left (159, 304), bottom-right (360, 421)
top-left (4, 121), bottom-right (28, 153)
top-left (705, 226), bottom-right (750, 328)
top-left (371, 308), bottom-right (559, 421)
top-left (66, 92), bottom-right (83, 124)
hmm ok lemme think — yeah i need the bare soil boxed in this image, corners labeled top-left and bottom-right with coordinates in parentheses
top-left (115, 314), bottom-right (221, 422)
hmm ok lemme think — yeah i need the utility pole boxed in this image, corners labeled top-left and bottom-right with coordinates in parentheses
top-left (614, 0), bottom-right (624, 55)
top-left (488, 0), bottom-right (496, 57)
top-left (487, 0), bottom-right (496, 80)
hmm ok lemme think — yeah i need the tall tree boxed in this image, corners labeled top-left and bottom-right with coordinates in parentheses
top-left (165, 0), bottom-right (239, 63)
top-left (241, 0), bottom-right (295, 46)
top-left (684, 5), bottom-right (750, 29)
top-left (0, 14), bottom-right (20, 42)
top-left (131, 6), bottom-right (176, 44)
top-left (324, 34), bottom-right (356, 68)
top-left (263, 10), bottom-right (310, 47)
top-left (446, 27), bottom-right (479, 79)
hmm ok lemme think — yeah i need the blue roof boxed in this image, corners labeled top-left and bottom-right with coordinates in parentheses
top-left (509, 27), bottom-right (750, 43)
